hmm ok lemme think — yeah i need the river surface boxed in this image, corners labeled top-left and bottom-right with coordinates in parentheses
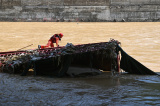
top-left (0, 22), bottom-right (160, 105)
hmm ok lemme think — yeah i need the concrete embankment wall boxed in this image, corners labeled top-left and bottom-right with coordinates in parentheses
top-left (0, 0), bottom-right (160, 22)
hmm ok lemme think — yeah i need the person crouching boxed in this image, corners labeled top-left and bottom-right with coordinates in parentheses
top-left (38, 33), bottom-right (64, 49)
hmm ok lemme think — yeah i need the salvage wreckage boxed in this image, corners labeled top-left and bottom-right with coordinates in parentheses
top-left (0, 39), bottom-right (158, 77)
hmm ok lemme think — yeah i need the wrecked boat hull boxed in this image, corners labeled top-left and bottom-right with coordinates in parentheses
top-left (0, 40), bottom-right (158, 77)
top-left (0, 41), bottom-right (119, 77)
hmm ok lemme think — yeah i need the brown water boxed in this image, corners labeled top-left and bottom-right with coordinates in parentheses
top-left (0, 22), bottom-right (160, 105)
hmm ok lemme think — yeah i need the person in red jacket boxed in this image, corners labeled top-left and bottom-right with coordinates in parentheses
top-left (38, 33), bottom-right (64, 49)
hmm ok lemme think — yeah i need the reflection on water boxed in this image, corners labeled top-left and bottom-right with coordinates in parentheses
top-left (0, 22), bottom-right (160, 105)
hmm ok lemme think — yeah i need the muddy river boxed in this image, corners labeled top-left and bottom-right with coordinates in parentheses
top-left (0, 22), bottom-right (160, 105)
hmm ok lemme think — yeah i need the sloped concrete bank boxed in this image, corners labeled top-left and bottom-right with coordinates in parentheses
top-left (0, 0), bottom-right (160, 22)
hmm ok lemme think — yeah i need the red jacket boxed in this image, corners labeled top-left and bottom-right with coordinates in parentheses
top-left (50, 34), bottom-right (61, 43)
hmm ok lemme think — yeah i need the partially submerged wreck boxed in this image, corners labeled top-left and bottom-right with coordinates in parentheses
top-left (0, 39), bottom-right (158, 77)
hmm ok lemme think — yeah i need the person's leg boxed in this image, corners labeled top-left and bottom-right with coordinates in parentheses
top-left (50, 42), bottom-right (54, 47)
top-left (55, 38), bottom-right (59, 47)
top-left (40, 40), bottom-right (53, 49)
